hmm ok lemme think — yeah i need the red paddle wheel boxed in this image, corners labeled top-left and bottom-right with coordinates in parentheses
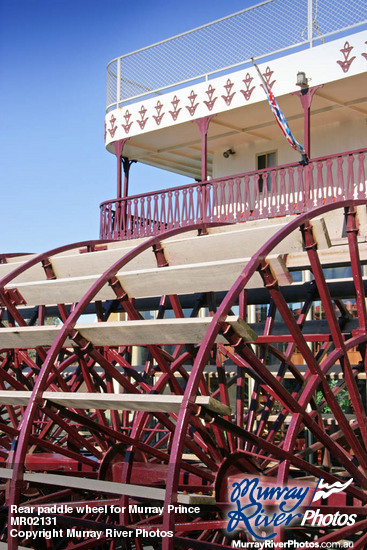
top-left (0, 201), bottom-right (366, 549)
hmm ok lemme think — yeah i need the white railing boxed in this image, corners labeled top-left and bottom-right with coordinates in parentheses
top-left (106, 0), bottom-right (366, 110)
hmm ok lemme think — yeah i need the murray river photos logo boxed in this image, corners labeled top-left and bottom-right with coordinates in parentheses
top-left (227, 476), bottom-right (356, 540)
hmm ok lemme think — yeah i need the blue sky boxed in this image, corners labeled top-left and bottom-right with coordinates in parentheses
top-left (0, 0), bottom-right (257, 253)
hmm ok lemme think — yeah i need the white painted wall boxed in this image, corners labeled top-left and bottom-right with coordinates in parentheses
top-left (212, 117), bottom-right (367, 179)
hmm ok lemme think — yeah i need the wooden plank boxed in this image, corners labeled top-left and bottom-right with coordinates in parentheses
top-left (0, 217), bottom-right (334, 306)
top-left (0, 469), bottom-right (215, 504)
top-left (4, 225), bottom-right (303, 307)
top-left (229, 317), bottom-right (258, 342)
top-left (357, 205), bottom-right (367, 238)
top-left (163, 220), bottom-right (301, 265)
top-left (3, 254), bottom-right (290, 308)
top-left (5, 219), bottom-right (363, 309)
top-left (0, 315), bottom-right (255, 349)
top-left (8, 243), bottom-right (359, 306)
top-left (0, 325), bottom-right (72, 349)
top-left (50, 246), bottom-right (157, 279)
top-left (312, 217), bottom-right (331, 249)
top-left (286, 243), bottom-right (367, 270)
top-left (1, 221), bottom-right (294, 289)
top-left (0, 214), bottom-right (351, 295)
top-left (28, 471), bottom-right (167, 500)
top-left (0, 391), bottom-right (30, 406)
top-left (7, 275), bottom-right (115, 306)
top-left (6, 260), bottom-right (253, 306)
top-left (317, 209), bottom-right (344, 242)
top-left (266, 255), bottom-right (293, 286)
top-left (0, 261), bottom-right (47, 285)
top-left (117, 259), bottom-right (249, 299)
top-left (201, 396), bottom-right (231, 416)
top-left (115, 259), bottom-right (271, 299)
top-left (76, 316), bottom-right (256, 346)
top-left (109, 363), bottom-right (366, 379)
top-left (0, 391), bottom-right (231, 416)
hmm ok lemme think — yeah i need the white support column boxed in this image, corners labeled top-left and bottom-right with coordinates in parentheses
top-left (307, 0), bottom-right (313, 47)
top-left (117, 57), bottom-right (121, 107)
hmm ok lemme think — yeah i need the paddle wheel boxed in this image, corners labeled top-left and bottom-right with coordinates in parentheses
top-left (1, 199), bottom-right (367, 549)
top-left (2, 1), bottom-right (367, 547)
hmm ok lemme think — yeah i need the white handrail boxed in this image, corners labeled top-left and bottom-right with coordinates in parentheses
top-left (106, 0), bottom-right (367, 110)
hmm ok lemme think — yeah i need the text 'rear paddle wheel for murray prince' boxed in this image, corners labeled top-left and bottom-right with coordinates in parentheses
top-left (2, 0), bottom-right (367, 548)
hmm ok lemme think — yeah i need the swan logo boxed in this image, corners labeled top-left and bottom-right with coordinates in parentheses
top-left (301, 477), bottom-right (357, 527)
top-left (311, 477), bottom-right (353, 501)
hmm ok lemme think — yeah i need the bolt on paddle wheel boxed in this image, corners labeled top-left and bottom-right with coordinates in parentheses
top-left (0, 201), bottom-right (367, 549)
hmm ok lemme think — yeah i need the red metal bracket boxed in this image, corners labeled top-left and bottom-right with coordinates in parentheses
top-left (345, 205), bottom-right (360, 235)
top-left (301, 222), bottom-right (318, 251)
top-left (153, 243), bottom-right (168, 267)
top-left (258, 261), bottom-right (280, 290)
top-left (220, 322), bottom-right (243, 348)
top-left (42, 258), bottom-right (57, 280)
top-left (79, 244), bottom-right (108, 254)
top-left (70, 330), bottom-right (93, 354)
top-left (108, 276), bottom-right (128, 301)
top-left (0, 288), bottom-right (26, 307)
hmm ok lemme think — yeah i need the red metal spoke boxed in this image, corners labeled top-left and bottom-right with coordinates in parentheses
top-left (41, 406), bottom-right (104, 459)
top-left (241, 344), bottom-right (365, 482)
top-left (108, 285), bottom-right (189, 395)
top-left (107, 353), bottom-right (225, 467)
top-left (45, 351), bottom-right (82, 388)
top-left (256, 293), bottom-right (317, 442)
top-left (353, 532), bottom-right (367, 550)
top-left (111, 340), bottom-right (225, 465)
top-left (258, 260), bottom-right (367, 471)
top-left (27, 434), bottom-right (97, 468)
top-left (1, 353), bottom-right (38, 387)
top-left (75, 352), bottom-right (111, 430)
top-left (0, 422), bottom-right (18, 437)
top-left (205, 411), bottom-right (367, 502)
top-left (50, 406), bottom-right (168, 462)
top-left (345, 206), bottom-right (367, 335)
top-left (308, 518), bottom-right (367, 545)
top-left (214, 353), bottom-right (234, 452)
top-left (109, 348), bottom-right (224, 463)
top-left (55, 404), bottom-right (215, 483)
top-left (301, 220), bottom-right (367, 451)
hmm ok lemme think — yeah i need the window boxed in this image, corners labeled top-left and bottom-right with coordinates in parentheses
top-left (257, 151), bottom-right (277, 192)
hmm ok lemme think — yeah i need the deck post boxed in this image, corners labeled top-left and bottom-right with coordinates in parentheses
top-left (122, 157), bottom-right (136, 198)
top-left (195, 115), bottom-right (215, 182)
top-left (112, 139), bottom-right (129, 199)
top-left (195, 115), bottom-right (215, 222)
top-left (293, 85), bottom-right (323, 158)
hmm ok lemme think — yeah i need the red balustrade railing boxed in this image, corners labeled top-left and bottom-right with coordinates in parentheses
top-left (100, 148), bottom-right (367, 240)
